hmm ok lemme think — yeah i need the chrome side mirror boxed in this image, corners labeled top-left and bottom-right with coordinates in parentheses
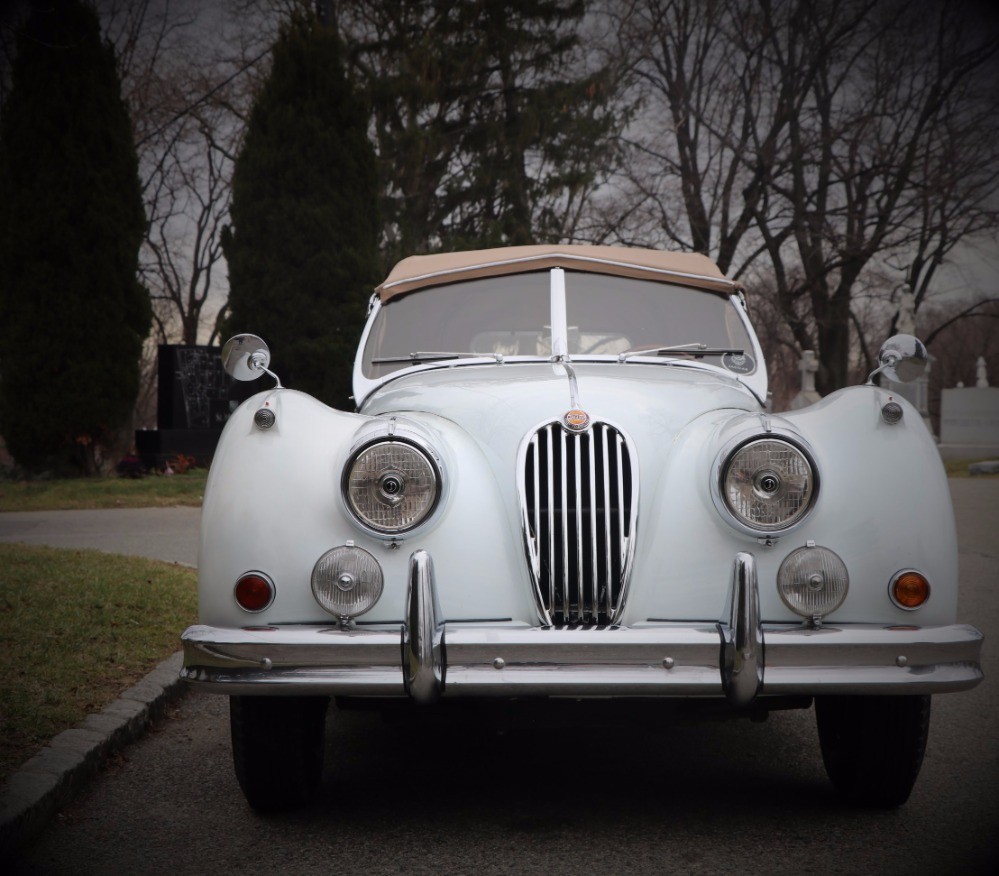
top-left (222, 334), bottom-right (282, 387)
top-left (867, 334), bottom-right (928, 385)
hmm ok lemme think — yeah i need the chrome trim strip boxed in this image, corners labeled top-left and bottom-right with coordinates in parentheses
top-left (550, 267), bottom-right (568, 360)
top-left (530, 432), bottom-right (541, 586)
top-left (616, 431), bottom-right (625, 555)
top-left (516, 426), bottom-right (551, 625)
top-left (721, 553), bottom-right (763, 707)
top-left (181, 620), bottom-right (983, 698)
top-left (610, 426), bottom-right (640, 622)
top-left (403, 550), bottom-right (445, 703)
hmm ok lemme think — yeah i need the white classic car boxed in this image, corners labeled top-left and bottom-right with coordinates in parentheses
top-left (182, 244), bottom-right (983, 811)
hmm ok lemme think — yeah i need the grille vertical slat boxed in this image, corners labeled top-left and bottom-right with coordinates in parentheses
top-left (574, 432), bottom-right (583, 623)
top-left (560, 428), bottom-right (569, 621)
top-left (588, 433), bottom-right (598, 619)
top-left (602, 428), bottom-right (613, 609)
top-left (522, 420), bottom-right (636, 626)
top-left (546, 426), bottom-right (555, 615)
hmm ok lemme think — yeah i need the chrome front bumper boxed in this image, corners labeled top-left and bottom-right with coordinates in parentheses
top-left (181, 551), bottom-right (984, 705)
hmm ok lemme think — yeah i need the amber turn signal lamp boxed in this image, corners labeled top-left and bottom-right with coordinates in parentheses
top-left (234, 572), bottom-right (275, 612)
top-left (890, 570), bottom-right (930, 610)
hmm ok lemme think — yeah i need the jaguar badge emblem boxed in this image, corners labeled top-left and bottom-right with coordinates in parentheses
top-left (563, 409), bottom-right (590, 432)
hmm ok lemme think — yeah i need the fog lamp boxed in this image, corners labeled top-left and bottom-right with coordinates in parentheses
top-left (889, 570), bottom-right (930, 610)
top-left (312, 545), bottom-right (383, 619)
top-left (234, 572), bottom-right (275, 612)
top-left (777, 545), bottom-right (848, 620)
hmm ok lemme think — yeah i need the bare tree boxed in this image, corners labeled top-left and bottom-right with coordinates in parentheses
top-left (142, 108), bottom-right (233, 345)
top-left (604, 0), bottom-right (780, 274)
top-left (605, 0), bottom-right (999, 395)
top-left (102, 0), bottom-right (271, 346)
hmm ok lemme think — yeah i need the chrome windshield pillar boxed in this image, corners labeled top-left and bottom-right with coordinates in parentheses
top-left (549, 267), bottom-right (568, 359)
top-left (721, 552), bottom-right (764, 707)
top-left (403, 550), bottom-right (445, 703)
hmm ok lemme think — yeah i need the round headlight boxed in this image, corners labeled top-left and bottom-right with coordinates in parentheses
top-left (312, 545), bottom-right (384, 618)
top-left (777, 545), bottom-right (848, 619)
top-left (721, 438), bottom-right (816, 532)
top-left (344, 440), bottom-right (441, 534)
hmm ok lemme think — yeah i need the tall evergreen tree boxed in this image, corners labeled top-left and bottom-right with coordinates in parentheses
top-left (442, 0), bottom-right (615, 249)
top-left (0, 0), bottom-right (150, 474)
top-left (336, 0), bottom-right (620, 259)
top-left (222, 12), bottom-right (379, 409)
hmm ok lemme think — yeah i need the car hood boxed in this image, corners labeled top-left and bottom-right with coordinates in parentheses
top-left (359, 362), bottom-right (760, 460)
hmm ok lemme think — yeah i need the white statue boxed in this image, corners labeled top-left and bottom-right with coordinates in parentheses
top-left (896, 285), bottom-right (916, 336)
top-left (800, 350), bottom-right (818, 393)
top-left (976, 356), bottom-right (989, 388)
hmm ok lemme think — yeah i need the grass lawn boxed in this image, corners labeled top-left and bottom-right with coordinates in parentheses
top-left (0, 543), bottom-right (197, 783)
top-left (0, 470), bottom-right (207, 512)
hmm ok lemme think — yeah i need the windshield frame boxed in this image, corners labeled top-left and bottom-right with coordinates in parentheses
top-left (353, 268), bottom-right (768, 407)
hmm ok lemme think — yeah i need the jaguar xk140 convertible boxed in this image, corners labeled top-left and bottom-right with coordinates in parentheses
top-left (181, 244), bottom-right (983, 811)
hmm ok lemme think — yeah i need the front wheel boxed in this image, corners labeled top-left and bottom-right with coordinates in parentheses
top-left (230, 695), bottom-right (329, 812)
top-left (815, 694), bottom-right (930, 808)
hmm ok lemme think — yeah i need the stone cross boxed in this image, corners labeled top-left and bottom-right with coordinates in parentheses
top-left (789, 350), bottom-right (821, 410)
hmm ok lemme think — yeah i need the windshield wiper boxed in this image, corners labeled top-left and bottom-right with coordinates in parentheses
top-left (371, 351), bottom-right (504, 365)
top-left (617, 343), bottom-right (744, 363)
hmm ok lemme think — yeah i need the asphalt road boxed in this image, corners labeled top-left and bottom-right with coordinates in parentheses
top-left (0, 506), bottom-right (200, 566)
top-left (7, 481), bottom-right (999, 875)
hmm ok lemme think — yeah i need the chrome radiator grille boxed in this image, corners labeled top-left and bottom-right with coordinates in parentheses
top-left (520, 421), bottom-right (637, 625)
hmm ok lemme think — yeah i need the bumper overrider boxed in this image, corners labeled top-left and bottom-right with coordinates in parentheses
top-left (181, 551), bottom-right (984, 705)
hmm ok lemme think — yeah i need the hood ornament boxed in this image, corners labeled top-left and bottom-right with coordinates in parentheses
top-left (563, 409), bottom-right (590, 432)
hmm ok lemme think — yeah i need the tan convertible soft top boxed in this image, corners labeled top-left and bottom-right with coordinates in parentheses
top-left (375, 244), bottom-right (740, 301)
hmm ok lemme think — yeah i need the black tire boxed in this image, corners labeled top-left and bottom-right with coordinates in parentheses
top-left (815, 694), bottom-right (931, 808)
top-left (230, 695), bottom-right (329, 812)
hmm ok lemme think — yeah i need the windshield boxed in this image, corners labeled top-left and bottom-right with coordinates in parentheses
top-left (362, 269), bottom-right (755, 379)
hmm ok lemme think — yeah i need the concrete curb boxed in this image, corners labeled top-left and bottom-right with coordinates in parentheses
top-left (0, 651), bottom-right (187, 855)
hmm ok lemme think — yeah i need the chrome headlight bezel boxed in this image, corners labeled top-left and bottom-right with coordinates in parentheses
top-left (711, 428), bottom-right (819, 536)
top-left (341, 429), bottom-right (445, 537)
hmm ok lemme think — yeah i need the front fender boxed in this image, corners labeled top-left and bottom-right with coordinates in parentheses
top-left (626, 385), bottom-right (957, 627)
top-left (778, 384), bottom-right (957, 625)
top-left (198, 389), bottom-right (372, 625)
